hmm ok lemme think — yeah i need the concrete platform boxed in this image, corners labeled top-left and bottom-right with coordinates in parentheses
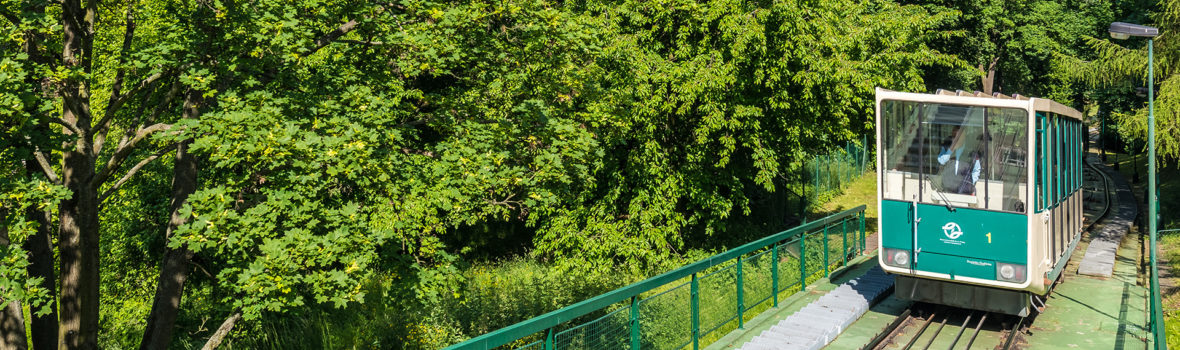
top-left (1026, 211), bottom-right (1151, 349)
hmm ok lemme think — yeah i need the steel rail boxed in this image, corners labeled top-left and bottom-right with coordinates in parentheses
top-left (918, 314), bottom-right (949, 350)
top-left (1083, 158), bottom-right (1113, 233)
top-left (900, 310), bottom-right (938, 350)
top-left (1000, 315), bottom-right (1027, 350)
top-left (863, 307), bottom-right (914, 350)
top-left (962, 312), bottom-right (988, 349)
top-left (945, 312), bottom-right (974, 349)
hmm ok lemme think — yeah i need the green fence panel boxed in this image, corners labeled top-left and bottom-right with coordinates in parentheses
top-left (639, 281), bottom-right (692, 350)
top-left (742, 250), bottom-right (774, 313)
top-left (554, 306), bottom-right (630, 349)
top-left (698, 264), bottom-right (738, 338)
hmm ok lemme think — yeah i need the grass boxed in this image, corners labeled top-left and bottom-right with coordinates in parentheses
top-left (812, 171), bottom-right (878, 224)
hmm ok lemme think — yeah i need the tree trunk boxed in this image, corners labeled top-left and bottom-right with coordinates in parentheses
top-left (24, 161), bottom-right (59, 350)
top-left (57, 152), bottom-right (100, 350)
top-left (59, 0), bottom-right (100, 347)
top-left (0, 301), bottom-right (27, 350)
top-left (139, 91), bottom-right (202, 350)
top-left (0, 213), bottom-right (29, 350)
top-left (979, 56), bottom-right (998, 95)
top-left (200, 312), bottom-right (241, 350)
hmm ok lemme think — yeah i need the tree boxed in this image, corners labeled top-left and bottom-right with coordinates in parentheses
top-left (908, 0), bottom-right (1118, 96)
top-left (1056, 1), bottom-right (1180, 161)
top-left (530, 0), bottom-right (959, 271)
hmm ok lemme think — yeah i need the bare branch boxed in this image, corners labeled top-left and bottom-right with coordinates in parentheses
top-left (95, 70), bottom-right (167, 137)
top-left (310, 19), bottom-right (359, 55)
top-left (200, 311), bottom-right (242, 350)
top-left (334, 39), bottom-right (384, 46)
top-left (49, 117), bottom-right (84, 136)
top-left (98, 145), bottom-right (171, 204)
top-left (148, 81), bottom-right (183, 123)
top-left (92, 122), bottom-right (171, 187)
top-left (94, 4), bottom-right (137, 152)
top-left (32, 149), bottom-right (60, 184)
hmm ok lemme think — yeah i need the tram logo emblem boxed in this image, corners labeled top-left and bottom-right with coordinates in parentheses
top-left (942, 222), bottom-right (963, 240)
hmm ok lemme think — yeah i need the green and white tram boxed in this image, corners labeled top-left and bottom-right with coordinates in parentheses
top-left (875, 88), bottom-right (1084, 316)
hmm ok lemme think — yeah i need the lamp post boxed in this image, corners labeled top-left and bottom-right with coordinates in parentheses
top-left (1109, 21), bottom-right (1164, 350)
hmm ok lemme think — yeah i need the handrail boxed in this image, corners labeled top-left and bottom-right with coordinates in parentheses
top-left (446, 204), bottom-right (868, 350)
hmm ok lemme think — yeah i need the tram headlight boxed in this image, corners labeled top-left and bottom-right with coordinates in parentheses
top-left (883, 248), bottom-right (910, 268)
top-left (996, 263), bottom-right (1026, 283)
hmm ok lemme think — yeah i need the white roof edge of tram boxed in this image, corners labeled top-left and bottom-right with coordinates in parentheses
top-left (876, 87), bottom-right (1083, 121)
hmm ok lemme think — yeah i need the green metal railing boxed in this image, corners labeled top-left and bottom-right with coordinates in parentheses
top-left (446, 205), bottom-right (868, 350)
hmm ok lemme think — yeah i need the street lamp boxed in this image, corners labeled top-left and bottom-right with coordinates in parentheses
top-left (1109, 21), bottom-right (1164, 350)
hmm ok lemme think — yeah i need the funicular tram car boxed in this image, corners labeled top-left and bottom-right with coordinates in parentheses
top-left (875, 88), bottom-right (1084, 316)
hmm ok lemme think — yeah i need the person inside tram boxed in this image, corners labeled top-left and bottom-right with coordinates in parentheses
top-left (936, 126), bottom-right (981, 195)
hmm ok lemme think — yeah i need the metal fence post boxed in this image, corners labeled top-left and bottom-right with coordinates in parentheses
top-left (814, 160), bottom-right (819, 205)
top-left (737, 258), bottom-right (744, 329)
top-left (822, 224), bottom-right (830, 277)
top-left (772, 243), bottom-right (779, 307)
top-left (545, 328), bottom-right (555, 350)
top-left (630, 296), bottom-right (640, 350)
top-left (799, 237), bottom-right (807, 288)
top-left (842, 218), bottom-right (848, 266)
top-left (859, 211), bottom-right (867, 253)
top-left (691, 273), bottom-right (700, 350)
top-left (862, 134), bottom-right (868, 174)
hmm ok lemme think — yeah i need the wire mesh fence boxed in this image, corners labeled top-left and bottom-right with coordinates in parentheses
top-left (807, 139), bottom-right (873, 203)
top-left (639, 281), bottom-right (692, 350)
top-left (553, 306), bottom-right (631, 349)
top-left (768, 137), bottom-right (873, 224)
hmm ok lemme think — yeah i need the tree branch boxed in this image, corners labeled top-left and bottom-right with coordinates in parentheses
top-left (94, 5), bottom-right (137, 154)
top-left (49, 117), bottom-right (84, 136)
top-left (98, 145), bottom-right (171, 205)
top-left (32, 149), bottom-right (60, 184)
top-left (200, 311), bottom-right (241, 350)
top-left (95, 70), bottom-right (167, 141)
top-left (334, 39), bottom-right (384, 46)
top-left (0, 9), bottom-right (19, 25)
top-left (310, 19), bottom-right (359, 55)
top-left (91, 122), bottom-right (171, 187)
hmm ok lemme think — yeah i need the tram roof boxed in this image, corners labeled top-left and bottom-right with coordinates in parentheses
top-left (876, 88), bottom-right (1082, 120)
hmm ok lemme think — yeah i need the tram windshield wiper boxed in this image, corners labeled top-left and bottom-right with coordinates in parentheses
top-left (922, 173), bottom-right (956, 212)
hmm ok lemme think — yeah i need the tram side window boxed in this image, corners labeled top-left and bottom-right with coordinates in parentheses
top-left (1035, 113), bottom-right (1045, 212)
top-left (987, 107), bottom-right (1029, 213)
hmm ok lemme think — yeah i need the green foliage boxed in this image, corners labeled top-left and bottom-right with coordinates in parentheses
top-left (1055, 1), bottom-right (1180, 162)
top-left (910, 0), bottom-right (1122, 97)
top-left (2, 0), bottom-right (1084, 348)
top-left (533, 0), bottom-right (955, 273)
top-left (0, 0), bottom-right (70, 322)
top-left (0, 178), bottom-right (68, 317)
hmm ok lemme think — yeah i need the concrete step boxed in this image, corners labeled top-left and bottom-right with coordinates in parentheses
top-left (738, 268), bottom-right (894, 350)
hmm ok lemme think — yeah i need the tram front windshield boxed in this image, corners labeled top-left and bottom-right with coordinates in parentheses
top-left (880, 100), bottom-right (1027, 213)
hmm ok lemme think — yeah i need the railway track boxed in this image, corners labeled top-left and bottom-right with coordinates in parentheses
top-left (862, 303), bottom-right (1025, 350)
top-left (1082, 156), bottom-right (1113, 233)
top-left (859, 157), bottom-right (1113, 350)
